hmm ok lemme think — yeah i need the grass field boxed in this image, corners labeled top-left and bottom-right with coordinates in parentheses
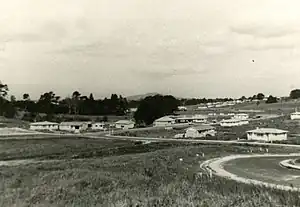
top-left (0, 137), bottom-right (300, 206)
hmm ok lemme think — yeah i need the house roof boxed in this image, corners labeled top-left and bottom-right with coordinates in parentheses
top-left (221, 119), bottom-right (244, 123)
top-left (60, 121), bottom-right (91, 126)
top-left (291, 112), bottom-right (300, 115)
top-left (154, 116), bottom-right (175, 122)
top-left (234, 113), bottom-right (248, 116)
top-left (187, 125), bottom-right (215, 131)
top-left (115, 120), bottom-right (135, 125)
top-left (30, 121), bottom-right (58, 126)
top-left (247, 128), bottom-right (288, 134)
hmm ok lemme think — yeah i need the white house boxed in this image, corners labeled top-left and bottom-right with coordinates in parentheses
top-left (246, 128), bottom-right (288, 142)
top-left (184, 125), bottom-right (216, 138)
top-left (290, 112), bottom-right (300, 120)
top-left (91, 122), bottom-right (105, 130)
top-left (115, 120), bottom-right (135, 129)
top-left (233, 113), bottom-right (249, 120)
top-left (30, 121), bottom-right (59, 131)
top-left (59, 122), bottom-right (92, 133)
top-left (153, 116), bottom-right (176, 127)
top-left (177, 106), bottom-right (187, 111)
top-left (220, 119), bottom-right (249, 127)
top-left (174, 114), bottom-right (207, 124)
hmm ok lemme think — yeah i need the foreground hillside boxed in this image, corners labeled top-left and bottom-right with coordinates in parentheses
top-left (0, 137), bottom-right (300, 206)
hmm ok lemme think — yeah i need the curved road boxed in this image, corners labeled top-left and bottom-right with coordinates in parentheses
top-left (204, 154), bottom-right (300, 191)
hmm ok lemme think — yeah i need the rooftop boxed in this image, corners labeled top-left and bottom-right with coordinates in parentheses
top-left (30, 121), bottom-right (58, 126)
top-left (247, 128), bottom-right (288, 134)
top-left (154, 116), bottom-right (175, 122)
top-left (60, 121), bottom-right (92, 126)
top-left (115, 120), bottom-right (135, 124)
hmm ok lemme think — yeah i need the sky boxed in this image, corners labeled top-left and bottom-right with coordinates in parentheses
top-left (1, 0), bottom-right (300, 99)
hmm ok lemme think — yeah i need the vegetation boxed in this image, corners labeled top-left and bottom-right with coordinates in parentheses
top-left (266, 95), bottom-right (278, 104)
top-left (134, 95), bottom-right (180, 125)
top-left (0, 138), bottom-right (299, 206)
top-left (290, 89), bottom-right (300, 99)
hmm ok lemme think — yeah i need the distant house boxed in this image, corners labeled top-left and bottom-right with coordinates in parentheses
top-left (59, 122), bottom-right (92, 133)
top-left (290, 111), bottom-right (300, 120)
top-left (177, 106), bottom-right (187, 111)
top-left (91, 122), bottom-right (105, 130)
top-left (30, 121), bottom-right (59, 131)
top-left (174, 114), bottom-right (207, 124)
top-left (153, 116), bottom-right (176, 127)
top-left (115, 120), bottom-right (135, 130)
top-left (220, 119), bottom-right (249, 127)
top-left (247, 128), bottom-right (288, 142)
top-left (233, 113), bottom-right (249, 120)
top-left (184, 125), bottom-right (216, 138)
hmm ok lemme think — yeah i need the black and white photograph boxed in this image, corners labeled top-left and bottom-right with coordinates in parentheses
top-left (2, 1), bottom-right (300, 206)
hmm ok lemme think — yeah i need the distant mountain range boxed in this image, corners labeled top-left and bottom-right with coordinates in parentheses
top-left (126, 93), bottom-right (161, 101)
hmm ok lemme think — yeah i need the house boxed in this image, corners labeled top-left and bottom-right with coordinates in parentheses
top-left (290, 111), bottom-right (300, 120)
top-left (91, 122), bottom-right (105, 130)
top-left (177, 106), bottom-right (187, 111)
top-left (59, 121), bottom-right (92, 133)
top-left (115, 120), bottom-right (135, 130)
top-left (174, 114), bottom-right (207, 124)
top-left (246, 128), bottom-right (288, 142)
top-left (153, 116), bottom-right (176, 127)
top-left (184, 125), bottom-right (216, 138)
top-left (233, 113), bottom-right (249, 120)
top-left (29, 121), bottom-right (59, 131)
top-left (220, 119), bottom-right (249, 127)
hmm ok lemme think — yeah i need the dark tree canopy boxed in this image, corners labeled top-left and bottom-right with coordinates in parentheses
top-left (256, 93), bottom-right (265, 100)
top-left (134, 95), bottom-right (180, 125)
top-left (266, 95), bottom-right (278, 104)
top-left (290, 89), bottom-right (300, 99)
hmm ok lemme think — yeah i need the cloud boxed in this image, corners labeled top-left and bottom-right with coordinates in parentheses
top-left (230, 24), bottom-right (298, 38)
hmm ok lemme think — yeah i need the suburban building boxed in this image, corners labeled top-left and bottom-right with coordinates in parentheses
top-left (177, 106), bottom-right (187, 111)
top-left (59, 122), bottom-right (92, 133)
top-left (91, 122), bottom-right (105, 130)
top-left (153, 116), bottom-right (176, 127)
top-left (29, 121), bottom-right (59, 131)
top-left (246, 128), bottom-right (288, 142)
top-left (233, 113), bottom-right (249, 120)
top-left (115, 120), bottom-right (135, 130)
top-left (184, 125), bottom-right (216, 138)
top-left (174, 114), bottom-right (207, 124)
top-left (290, 111), bottom-right (300, 120)
top-left (220, 119), bottom-right (249, 127)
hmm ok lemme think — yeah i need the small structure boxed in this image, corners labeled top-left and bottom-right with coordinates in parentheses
top-left (177, 106), bottom-right (187, 111)
top-left (220, 119), bottom-right (249, 127)
top-left (30, 121), bottom-right (59, 131)
top-left (91, 122), bottom-right (105, 130)
top-left (233, 113), bottom-right (249, 120)
top-left (115, 120), bottom-right (135, 130)
top-left (291, 110), bottom-right (300, 120)
top-left (184, 125), bottom-right (216, 138)
top-left (59, 122), bottom-right (92, 133)
top-left (174, 114), bottom-right (207, 124)
top-left (246, 128), bottom-right (288, 142)
top-left (153, 116), bottom-right (176, 127)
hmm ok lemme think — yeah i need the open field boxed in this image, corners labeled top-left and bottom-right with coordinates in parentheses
top-left (1, 137), bottom-right (300, 206)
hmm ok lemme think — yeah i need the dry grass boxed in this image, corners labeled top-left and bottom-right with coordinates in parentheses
top-left (0, 138), bottom-right (299, 206)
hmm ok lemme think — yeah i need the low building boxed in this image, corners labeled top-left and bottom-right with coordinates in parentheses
top-left (115, 120), bottom-right (135, 130)
top-left (153, 116), bottom-right (176, 127)
top-left (220, 119), bottom-right (249, 127)
top-left (184, 125), bottom-right (216, 138)
top-left (290, 112), bottom-right (300, 120)
top-left (246, 128), bottom-right (288, 142)
top-left (30, 121), bottom-right (59, 131)
top-left (177, 106), bottom-right (187, 111)
top-left (59, 122), bottom-right (92, 133)
top-left (91, 122), bottom-right (105, 130)
top-left (233, 113), bottom-right (249, 120)
top-left (174, 114), bottom-right (207, 124)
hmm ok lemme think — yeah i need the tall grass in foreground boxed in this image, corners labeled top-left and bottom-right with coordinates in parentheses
top-left (0, 142), bottom-right (300, 206)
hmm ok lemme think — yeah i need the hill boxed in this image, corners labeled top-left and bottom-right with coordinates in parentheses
top-left (126, 92), bottom-right (161, 101)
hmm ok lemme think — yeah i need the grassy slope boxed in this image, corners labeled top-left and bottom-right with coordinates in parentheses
top-left (0, 138), bottom-right (300, 206)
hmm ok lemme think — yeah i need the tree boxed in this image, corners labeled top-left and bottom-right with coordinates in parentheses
top-left (0, 82), bottom-right (8, 98)
top-left (10, 95), bottom-right (16, 103)
top-left (23, 93), bottom-right (30, 101)
top-left (257, 93), bottom-right (265, 100)
top-left (266, 95), bottom-right (278, 104)
top-left (72, 91), bottom-right (81, 114)
top-left (134, 95), bottom-right (180, 125)
top-left (37, 91), bottom-right (60, 114)
top-left (89, 93), bottom-right (94, 101)
top-left (290, 89), bottom-right (300, 99)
